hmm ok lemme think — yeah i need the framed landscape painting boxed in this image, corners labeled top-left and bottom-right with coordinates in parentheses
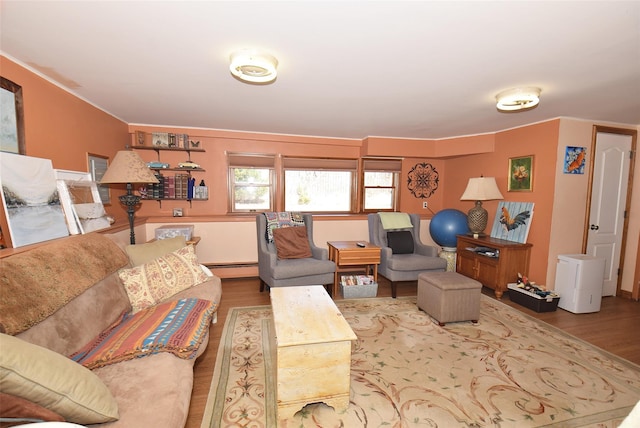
top-left (0, 77), bottom-right (26, 155)
top-left (0, 152), bottom-right (69, 247)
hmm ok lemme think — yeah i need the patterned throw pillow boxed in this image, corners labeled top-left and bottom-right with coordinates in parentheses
top-left (118, 245), bottom-right (208, 313)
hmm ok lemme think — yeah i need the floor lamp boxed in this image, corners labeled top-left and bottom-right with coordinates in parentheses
top-left (460, 177), bottom-right (503, 237)
top-left (100, 150), bottom-right (158, 245)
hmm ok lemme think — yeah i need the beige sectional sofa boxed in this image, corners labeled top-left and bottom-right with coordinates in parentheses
top-left (0, 233), bottom-right (222, 427)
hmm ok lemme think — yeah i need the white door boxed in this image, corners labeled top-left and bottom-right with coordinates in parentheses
top-left (586, 131), bottom-right (632, 296)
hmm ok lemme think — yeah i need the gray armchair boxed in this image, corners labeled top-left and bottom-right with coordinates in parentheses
top-left (368, 213), bottom-right (447, 298)
top-left (256, 213), bottom-right (336, 293)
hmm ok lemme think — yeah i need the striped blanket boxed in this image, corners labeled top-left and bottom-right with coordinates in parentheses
top-left (70, 298), bottom-right (215, 370)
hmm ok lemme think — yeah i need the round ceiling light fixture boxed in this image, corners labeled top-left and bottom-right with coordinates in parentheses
top-left (495, 87), bottom-right (541, 112)
top-left (229, 49), bottom-right (278, 84)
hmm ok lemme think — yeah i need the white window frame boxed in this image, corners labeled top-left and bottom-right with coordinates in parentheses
top-left (283, 157), bottom-right (358, 213)
top-left (362, 158), bottom-right (402, 212)
top-left (228, 153), bottom-right (275, 213)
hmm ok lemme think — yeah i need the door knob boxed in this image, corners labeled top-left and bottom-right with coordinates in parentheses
top-left (590, 224), bottom-right (599, 231)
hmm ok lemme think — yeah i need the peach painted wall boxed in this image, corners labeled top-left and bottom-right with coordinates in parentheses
top-left (0, 56), bottom-right (129, 224)
top-left (441, 121), bottom-right (561, 286)
top-left (128, 125), bottom-right (445, 217)
top-left (3, 57), bottom-right (638, 296)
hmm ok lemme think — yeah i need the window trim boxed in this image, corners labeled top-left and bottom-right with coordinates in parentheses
top-left (282, 156), bottom-right (358, 213)
top-left (361, 158), bottom-right (402, 212)
top-left (227, 153), bottom-right (276, 213)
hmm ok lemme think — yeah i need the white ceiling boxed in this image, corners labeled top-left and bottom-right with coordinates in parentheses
top-left (2, 1), bottom-right (639, 140)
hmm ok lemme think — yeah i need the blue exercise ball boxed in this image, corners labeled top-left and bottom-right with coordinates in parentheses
top-left (429, 209), bottom-right (469, 249)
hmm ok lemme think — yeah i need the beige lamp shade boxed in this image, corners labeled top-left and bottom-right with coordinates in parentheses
top-left (460, 177), bottom-right (503, 201)
top-left (100, 150), bottom-right (159, 184)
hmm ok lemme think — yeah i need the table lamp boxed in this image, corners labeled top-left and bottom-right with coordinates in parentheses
top-left (100, 150), bottom-right (158, 245)
top-left (460, 177), bottom-right (503, 236)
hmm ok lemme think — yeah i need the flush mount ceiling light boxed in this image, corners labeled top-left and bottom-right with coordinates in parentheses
top-left (229, 49), bottom-right (278, 84)
top-left (495, 87), bottom-right (541, 112)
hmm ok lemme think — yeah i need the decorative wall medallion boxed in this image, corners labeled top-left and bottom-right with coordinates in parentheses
top-left (407, 162), bottom-right (439, 198)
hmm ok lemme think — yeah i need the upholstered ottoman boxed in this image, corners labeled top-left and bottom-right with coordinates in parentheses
top-left (417, 271), bottom-right (482, 326)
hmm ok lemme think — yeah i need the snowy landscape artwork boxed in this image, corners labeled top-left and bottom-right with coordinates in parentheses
top-left (0, 152), bottom-right (69, 247)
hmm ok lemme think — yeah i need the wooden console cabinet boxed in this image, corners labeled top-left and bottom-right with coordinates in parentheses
top-left (456, 235), bottom-right (532, 299)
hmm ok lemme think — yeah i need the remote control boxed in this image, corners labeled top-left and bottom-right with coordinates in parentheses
top-left (356, 242), bottom-right (366, 247)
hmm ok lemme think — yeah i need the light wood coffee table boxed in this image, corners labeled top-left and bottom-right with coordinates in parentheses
top-left (269, 285), bottom-right (357, 420)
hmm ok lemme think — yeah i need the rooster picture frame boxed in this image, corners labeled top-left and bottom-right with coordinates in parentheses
top-left (489, 201), bottom-right (534, 243)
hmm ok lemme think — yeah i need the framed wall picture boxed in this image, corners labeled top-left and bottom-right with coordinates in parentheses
top-left (563, 146), bottom-right (586, 174)
top-left (508, 155), bottom-right (534, 192)
top-left (0, 77), bottom-right (26, 155)
top-left (88, 153), bottom-right (111, 205)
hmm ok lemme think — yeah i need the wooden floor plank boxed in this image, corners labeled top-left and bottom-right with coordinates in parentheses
top-left (185, 277), bottom-right (640, 428)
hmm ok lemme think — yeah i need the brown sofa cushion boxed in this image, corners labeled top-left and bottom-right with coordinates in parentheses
top-left (0, 234), bottom-right (130, 335)
top-left (272, 226), bottom-right (312, 259)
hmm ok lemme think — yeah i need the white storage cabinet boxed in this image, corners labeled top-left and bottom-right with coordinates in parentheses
top-left (554, 254), bottom-right (605, 314)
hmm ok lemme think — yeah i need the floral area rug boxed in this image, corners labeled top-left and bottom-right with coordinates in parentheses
top-left (201, 296), bottom-right (640, 427)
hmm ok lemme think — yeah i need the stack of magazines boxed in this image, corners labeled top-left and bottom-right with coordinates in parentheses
top-left (340, 275), bottom-right (375, 286)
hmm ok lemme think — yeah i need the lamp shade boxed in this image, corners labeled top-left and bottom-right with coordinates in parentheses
top-left (100, 150), bottom-right (159, 184)
top-left (460, 177), bottom-right (503, 201)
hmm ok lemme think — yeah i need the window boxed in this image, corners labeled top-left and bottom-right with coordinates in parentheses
top-left (362, 158), bottom-right (402, 211)
top-left (228, 153), bottom-right (275, 212)
top-left (283, 157), bottom-right (357, 212)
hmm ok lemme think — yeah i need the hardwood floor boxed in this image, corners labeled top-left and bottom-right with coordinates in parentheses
top-left (185, 276), bottom-right (640, 428)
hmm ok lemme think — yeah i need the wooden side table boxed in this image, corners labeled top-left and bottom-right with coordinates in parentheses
top-left (327, 241), bottom-right (381, 298)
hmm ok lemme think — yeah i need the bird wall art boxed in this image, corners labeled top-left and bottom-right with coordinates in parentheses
top-left (490, 201), bottom-right (535, 243)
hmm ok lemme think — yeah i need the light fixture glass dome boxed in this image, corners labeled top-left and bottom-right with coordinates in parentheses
top-left (496, 87), bottom-right (541, 111)
top-left (229, 49), bottom-right (278, 83)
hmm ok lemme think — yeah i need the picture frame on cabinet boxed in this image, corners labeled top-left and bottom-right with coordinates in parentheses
top-left (54, 169), bottom-right (109, 235)
top-left (0, 77), bottom-right (26, 155)
top-left (508, 155), bottom-right (533, 192)
top-left (88, 153), bottom-right (111, 205)
top-left (490, 201), bottom-right (535, 243)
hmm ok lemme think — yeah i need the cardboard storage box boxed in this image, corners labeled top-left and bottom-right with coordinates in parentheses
top-left (155, 224), bottom-right (194, 240)
top-left (507, 283), bottom-right (560, 312)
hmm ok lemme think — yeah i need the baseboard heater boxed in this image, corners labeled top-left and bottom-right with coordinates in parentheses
top-left (204, 262), bottom-right (258, 279)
